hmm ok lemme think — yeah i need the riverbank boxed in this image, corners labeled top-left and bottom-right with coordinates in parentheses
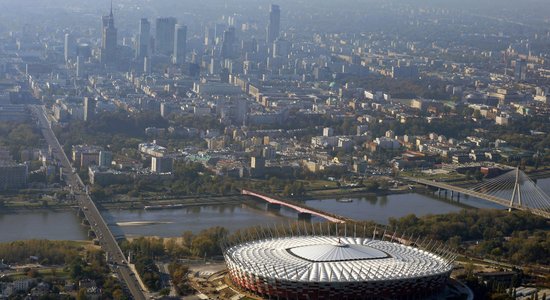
top-left (0, 186), bottom-right (452, 212)
top-left (302, 185), bottom-right (413, 200)
top-left (0, 205), bottom-right (77, 213)
top-left (525, 167), bottom-right (550, 179)
top-left (5, 170), bottom-right (549, 213)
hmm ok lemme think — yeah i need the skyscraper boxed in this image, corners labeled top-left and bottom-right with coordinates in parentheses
top-left (173, 24), bottom-right (187, 64)
top-left (98, 151), bottom-right (113, 167)
top-left (266, 4), bottom-right (280, 44)
top-left (273, 37), bottom-right (291, 58)
top-left (136, 18), bottom-right (150, 59)
top-left (64, 33), bottom-right (75, 63)
top-left (155, 17), bottom-right (177, 56)
top-left (76, 56), bottom-right (83, 78)
top-left (83, 97), bottom-right (95, 122)
top-left (101, 1), bottom-right (117, 65)
top-left (221, 27), bottom-right (236, 59)
top-left (514, 59), bottom-right (527, 82)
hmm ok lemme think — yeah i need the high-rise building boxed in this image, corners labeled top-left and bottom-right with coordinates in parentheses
top-left (76, 56), bottom-right (83, 78)
top-left (514, 59), bottom-right (527, 82)
top-left (151, 156), bottom-right (173, 173)
top-left (155, 17), bottom-right (177, 55)
top-left (266, 4), bottom-right (280, 44)
top-left (83, 97), bottom-right (95, 122)
top-left (98, 151), bottom-right (113, 167)
top-left (204, 26), bottom-right (215, 46)
top-left (173, 24), bottom-right (187, 64)
top-left (221, 27), bottom-right (236, 59)
top-left (76, 43), bottom-right (92, 61)
top-left (273, 37), bottom-right (291, 58)
top-left (64, 33), bottom-right (76, 63)
top-left (144, 56), bottom-right (152, 74)
top-left (214, 23), bottom-right (226, 43)
top-left (101, 2), bottom-right (117, 65)
top-left (136, 18), bottom-right (150, 59)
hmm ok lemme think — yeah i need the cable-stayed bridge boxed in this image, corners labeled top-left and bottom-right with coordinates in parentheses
top-left (403, 168), bottom-right (550, 219)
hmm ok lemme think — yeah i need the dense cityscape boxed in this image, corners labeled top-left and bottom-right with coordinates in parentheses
top-left (0, 0), bottom-right (549, 299)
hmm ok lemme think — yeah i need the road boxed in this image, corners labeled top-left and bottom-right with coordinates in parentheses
top-left (31, 105), bottom-right (147, 300)
top-left (403, 176), bottom-right (550, 219)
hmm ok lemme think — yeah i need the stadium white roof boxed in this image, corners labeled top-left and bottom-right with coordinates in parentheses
top-left (225, 236), bottom-right (453, 282)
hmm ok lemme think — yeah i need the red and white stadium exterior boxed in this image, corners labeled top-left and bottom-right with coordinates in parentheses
top-left (224, 235), bottom-right (455, 300)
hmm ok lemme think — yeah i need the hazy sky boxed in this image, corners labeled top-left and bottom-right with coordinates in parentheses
top-left (0, 0), bottom-right (548, 36)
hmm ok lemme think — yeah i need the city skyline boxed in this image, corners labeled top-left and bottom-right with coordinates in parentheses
top-left (0, 0), bottom-right (549, 299)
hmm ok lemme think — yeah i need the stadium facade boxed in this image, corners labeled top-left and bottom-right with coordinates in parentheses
top-left (223, 225), bottom-right (456, 300)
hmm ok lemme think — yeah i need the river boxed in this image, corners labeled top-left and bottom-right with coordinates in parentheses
top-left (0, 210), bottom-right (87, 243)
top-left (102, 203), bottom-right (295, 239)
top-left (1, 177), bottom-right (549, 242)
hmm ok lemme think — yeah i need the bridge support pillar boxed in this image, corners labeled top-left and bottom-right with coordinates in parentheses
top-left (266, 203), bottom-right (281, 211)
top-left (444, 190), bottom-right (448, 198)
top-left (457, 192), bottom-right (460, 202)
top-left (451, 190), bottom-right (454, 199)
top-left (298, 212), bottom-right (312, 221)
top-left (437, 189), bottom-right (441, 196)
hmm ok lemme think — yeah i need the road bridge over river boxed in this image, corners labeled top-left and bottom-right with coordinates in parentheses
top-left (241, 189), bottom-right (346, 223)
top-left (403, 168), bottom-right (550, 219)
top-left (32, 105), bottom-right (147, 300)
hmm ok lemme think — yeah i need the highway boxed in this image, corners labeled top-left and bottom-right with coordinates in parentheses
top-left (31, 105), bottom-right (147, 300)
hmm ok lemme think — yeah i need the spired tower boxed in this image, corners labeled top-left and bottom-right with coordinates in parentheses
top-left (101, 0), bottom-right (117, 65)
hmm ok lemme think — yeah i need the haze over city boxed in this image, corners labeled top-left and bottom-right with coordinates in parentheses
top-left (0, 0), bottom-right (549, 299)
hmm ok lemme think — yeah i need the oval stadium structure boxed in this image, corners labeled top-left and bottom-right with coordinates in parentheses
top-left (224, 235), bottom-right (455, 300)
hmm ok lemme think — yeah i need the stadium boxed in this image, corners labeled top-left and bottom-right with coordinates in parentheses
top-left (223, 225), bottom-right (456, 300)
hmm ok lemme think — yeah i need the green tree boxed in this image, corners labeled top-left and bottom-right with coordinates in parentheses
top-left (76, 288), bottom-right (88, 300)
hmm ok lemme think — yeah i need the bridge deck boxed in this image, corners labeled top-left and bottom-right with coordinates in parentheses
top-left (242, 189), bottom-right (345, 223)
top-left (404, 177), bottom-right (550, 219)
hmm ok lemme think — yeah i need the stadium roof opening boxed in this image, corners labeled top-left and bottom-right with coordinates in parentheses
top-left (288, 241), bottom-right (389, 262)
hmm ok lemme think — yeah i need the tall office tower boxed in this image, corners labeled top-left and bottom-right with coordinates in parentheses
top-left (155, 17), bottom-right (177, 55)
top-left (144, 56), bottom-right (152, 74)
top-left (173, 24), bottom-right (187, 64)
top-left (214, 23), bottom-right (226, 43)
top-left (221, 27), bottom-right (236, 59)
top-left (136, 18), bottom-right (150, 59)
top-left (273, 37), bottom-right (291, 58)
top-left (98, 151), bottom-right (113, 167)
top-left (76, 43), bottom-right (92, 61)
top-left (83, 97), bottom-right (95, 122)
top-left (514, 59), bottom-right (527, 82)
top-left (76, 56), bottom-right (83, 78)
top-left (64, 33), bottom-right (76, 63)
top-left (101, 1), bottom-right (117, 65)
top-left (204, 26), bottom-right (215, 46)
top-left (266, 4), bottom-right (280, 44)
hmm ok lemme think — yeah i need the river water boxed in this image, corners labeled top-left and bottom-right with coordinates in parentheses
top-left (1, 177), bottom-right (549, 242)
top-left (0, 210), bottom-right (87, 243)
top-left (102, 203), bottom-right (295, 239)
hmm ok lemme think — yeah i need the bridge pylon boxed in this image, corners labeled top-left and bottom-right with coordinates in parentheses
top-left (508, 167), bottom-right (522, 211)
